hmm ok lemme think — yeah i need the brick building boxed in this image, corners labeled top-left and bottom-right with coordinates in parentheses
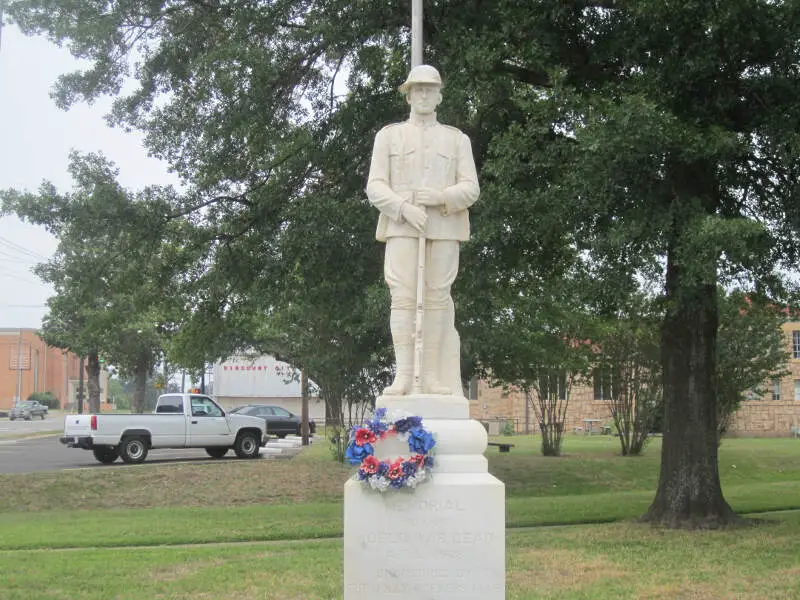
top-left (0, 328), bottom-right (104, 410)
top-left (469, 322), bottom-right (800, 438)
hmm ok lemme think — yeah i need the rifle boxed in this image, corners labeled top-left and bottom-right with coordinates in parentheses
top-left (412, 228), bottom-right (426, 394)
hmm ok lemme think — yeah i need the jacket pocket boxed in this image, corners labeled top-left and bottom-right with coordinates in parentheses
top-left (390, 149), bottom-right (415, 187)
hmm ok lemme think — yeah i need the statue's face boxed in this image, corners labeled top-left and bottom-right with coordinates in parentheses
top-left (407, 84), bottom-right (442, 115)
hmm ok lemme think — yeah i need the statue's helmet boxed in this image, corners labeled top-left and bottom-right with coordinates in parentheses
top-left (398, 65), bottom-right (443, 94)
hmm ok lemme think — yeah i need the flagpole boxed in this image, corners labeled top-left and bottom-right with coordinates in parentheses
top-left (411, 0), bottom-right (423, 68)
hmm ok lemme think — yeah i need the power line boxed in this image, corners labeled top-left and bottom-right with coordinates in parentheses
top-left (0, 269), bottom-right (41, 285)
top-left (0, 303), bottom-right (47, 308)
top-left (0, 236), bottom-right (50, 261)
top-left (0, 248), bottom-right (40, 264)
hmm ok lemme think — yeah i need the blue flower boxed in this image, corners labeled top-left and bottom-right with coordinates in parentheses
top-left (365, 409), bottom-right (390, 436)
top-left (389, 475), bottom-right (407, 489)
top-left (407, 427), bottom-right (436, 454)
top-left (377, 461), bottom-right (390, 477)
top-left (394, 416), bottom-right (422, 433)
top-left (424, 455), bottom-right (434, 468)
top-left (402, 461), bottom-right (418, 476)
top-left (345, 442), bottom-right (373, 465)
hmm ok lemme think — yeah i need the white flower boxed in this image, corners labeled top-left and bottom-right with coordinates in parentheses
top-left (406, 476), bottom-right (418, 488)
top-left (369, 476), bottom-right (391, 492)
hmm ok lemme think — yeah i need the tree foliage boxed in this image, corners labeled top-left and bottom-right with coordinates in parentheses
top-left (7, 0), bottom-right (800, 526)
top-left (716, 290), bottom-right (791, 440)
top-left (1, 151), bottom-right (191, 412)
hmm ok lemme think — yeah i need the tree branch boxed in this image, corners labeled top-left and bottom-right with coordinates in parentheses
top-left (166, 194), bottom-right (253, 220)
top-left (497, 62), bottom-right (552, 88)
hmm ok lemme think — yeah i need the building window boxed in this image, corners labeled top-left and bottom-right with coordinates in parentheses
top-left (772, 379), bottom-right (781, 402)
top-left (795, 380), bottom-right (800, 401)
top-left (539, 372), bottom-right (567, 400)
top-left (593, 370), bottom-right (614, 401)
top-left (794, 331), bottom-right (800, 359)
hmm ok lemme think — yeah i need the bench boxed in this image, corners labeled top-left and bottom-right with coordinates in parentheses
top-left (791, 426), bottom-right (800, 440)
top-left (487, 442), bottom-right (515, 453)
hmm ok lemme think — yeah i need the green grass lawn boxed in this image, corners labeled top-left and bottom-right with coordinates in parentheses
top-left (0, 435), bottom-right (798, 599)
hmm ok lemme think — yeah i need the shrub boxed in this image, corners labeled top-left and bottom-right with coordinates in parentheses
top-left (27, 391), bottom-right (60, 409)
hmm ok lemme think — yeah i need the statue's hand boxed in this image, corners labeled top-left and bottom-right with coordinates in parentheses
top-left (416, 187), bottom-right (444, 207)
top-left (401, 203), bottom-right (428, 233)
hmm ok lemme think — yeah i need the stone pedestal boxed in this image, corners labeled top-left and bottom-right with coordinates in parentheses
top-left (343, 394), bottom-right (505, 599)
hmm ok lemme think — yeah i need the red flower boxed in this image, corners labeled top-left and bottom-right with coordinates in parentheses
top-left (359, 455), bottom-right (380, 474)
top-left (387, 459), bottom-right (405, 480)
top-left (409, 454), bottom-right (426, 468)
top-left (354, 428), bottom-right (377, 447)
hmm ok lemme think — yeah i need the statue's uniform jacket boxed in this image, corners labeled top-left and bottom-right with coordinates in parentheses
top-left (366, 119), bottom-right (480, 243)
top-left (366, 115), bottom-right (479, 395)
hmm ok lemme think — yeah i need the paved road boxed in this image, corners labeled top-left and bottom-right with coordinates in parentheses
top-left (0, 412), bottom-right (64, 438)
top-left (0, 435), bottom-right (264, 474)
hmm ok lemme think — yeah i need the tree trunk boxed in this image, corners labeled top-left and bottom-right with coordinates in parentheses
top-left (301, 370), bottom-right (310, 446)
top-left (77, 356), bottom-right (85, 414)
top-left (133, 364), bottom-right (147, 414)
top-left (86, 351), bottom-right (102, 414)
top-left (643, 244), bottom-right (738, 529)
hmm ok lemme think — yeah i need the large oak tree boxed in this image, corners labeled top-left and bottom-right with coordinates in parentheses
top-left (8, 0), bottom-right (800, 527)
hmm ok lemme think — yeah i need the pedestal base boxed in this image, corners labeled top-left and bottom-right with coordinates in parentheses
top-left (344, 473), bottom-right (505, 599)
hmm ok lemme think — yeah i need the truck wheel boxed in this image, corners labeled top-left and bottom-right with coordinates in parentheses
top-left (234, 432), bottom-right (260, 459)
top-left (9, 416), bottom-right (14, 421)
top-left (92, 447), bottom-right (119, 464)
top-left (205, 447), bottom-right (228, 459)
top-left (41, 413), bottom-right (46, 420)
top-left (119, 436), bottom-right (149, 464)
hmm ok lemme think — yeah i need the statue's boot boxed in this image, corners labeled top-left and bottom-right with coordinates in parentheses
top-left (383, 309), bottom-right (414, 396)
top-left (423, 309), bottom-right (451, 395)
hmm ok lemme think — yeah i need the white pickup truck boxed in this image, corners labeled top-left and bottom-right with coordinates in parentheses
top-left (59, 393), bottom-right (266, 464)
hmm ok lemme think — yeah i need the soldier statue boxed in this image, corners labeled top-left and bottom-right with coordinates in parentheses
top-left (366, 65), bottom-right (480, 397)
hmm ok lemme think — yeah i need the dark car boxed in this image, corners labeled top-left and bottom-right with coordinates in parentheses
top-left (230, 404), bottom-right (316, 438)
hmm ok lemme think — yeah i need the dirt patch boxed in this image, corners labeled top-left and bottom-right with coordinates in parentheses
top-left (508, 547), bottom-right (627, 592)
top-left (150, 557), bottom-right (226, 582)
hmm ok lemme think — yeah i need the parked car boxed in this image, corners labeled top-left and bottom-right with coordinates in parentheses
top-left (59, 393), bottom-right (266, 464)
top-left (230, 404), bottom-right (316, 438)
top-left (9, 400), bottom-right (47, 421)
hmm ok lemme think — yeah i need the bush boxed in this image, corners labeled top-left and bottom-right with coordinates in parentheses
top-left (501, 420), bottom-right (515, 436)
top-left (27, 392), bottom-right (60, 409)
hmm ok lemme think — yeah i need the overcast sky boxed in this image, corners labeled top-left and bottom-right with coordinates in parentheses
top-left (0, 25), bottom-right (177, 329)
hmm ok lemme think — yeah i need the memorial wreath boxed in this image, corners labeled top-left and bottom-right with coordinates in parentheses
top-left (345, 407), bottom-right (436, 492)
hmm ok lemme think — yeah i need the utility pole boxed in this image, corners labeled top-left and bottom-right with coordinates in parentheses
top-left (14, 329), bottom-right (23, 404)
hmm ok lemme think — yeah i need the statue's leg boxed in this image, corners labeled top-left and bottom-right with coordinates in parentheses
top-left (423, 240), bottom-right (459, 395)
top-left (383, 309), bottom-right (415, 395)
top-left (383, 237), bottom-right (417, 396)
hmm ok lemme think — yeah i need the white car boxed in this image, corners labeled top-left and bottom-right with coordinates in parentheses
top-left (60, 393), bottom-right (266, 464)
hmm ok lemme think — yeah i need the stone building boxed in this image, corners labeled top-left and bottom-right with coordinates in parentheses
top-left (468, 322), bottom-right (800, 438)
top-left (727, 322), bottom-right (800, 437)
